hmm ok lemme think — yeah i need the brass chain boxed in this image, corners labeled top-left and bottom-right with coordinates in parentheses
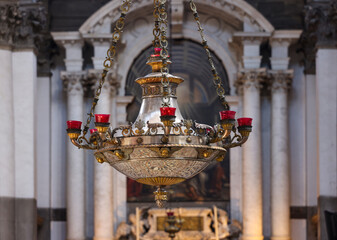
top-left (153, 0), bottom-right (161, 48)
top-left (188, 0), bottom-right (230, 110)
top-left (81, 0), bottom-right (132, 136)
top-left (158, 0), bottom-right (171, 107)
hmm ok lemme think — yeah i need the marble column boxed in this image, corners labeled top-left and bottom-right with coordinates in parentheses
top-left (302, 3), bottom-right (337, 239)
top-left (92, 78), bottom-right (114, 240)
top-left (316, 47), bottom-right (337, 240)
top-left (113, 95), bottom-right (133, 232)
top-left (234, 32), bottom-right (269, 240)
top-left (85, 34), bottom-right (116, 239)
top-left (52, 32), bottom-right (86, 240)
top-left (269, 31), bottom-right (300, 240)
top-left (12, 49), bottom-right (38, 240)
top-left (270, 71), bottom-right (292, 240)
top-left (238, 69), bottom-right (265, 240)
top-left (62, 72), bottom-right (86, 240)
top-left (0, 47), bottom-right (15, 240)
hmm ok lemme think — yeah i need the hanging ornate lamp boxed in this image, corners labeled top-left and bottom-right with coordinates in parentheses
top-left (66, 0), bottom-right (252, 207)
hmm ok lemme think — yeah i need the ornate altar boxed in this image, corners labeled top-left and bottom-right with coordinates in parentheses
top-left (115, 207), bottom-right (241, 240)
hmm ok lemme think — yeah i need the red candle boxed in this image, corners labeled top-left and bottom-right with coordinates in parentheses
top-left (167, 211), bottom-right (174, 217)
top-left (219, 110), bottom-right (236, 120)
top-left (95, 114), bottom-right (110, 123)
top-left (90, 129), bottom-right (98, 134)
top-left (67, 120), bottom-right (82, 129)
top-left (160, 107), bottom-right (176, 116)
top-left (237, 118), bottom-right (253, 127)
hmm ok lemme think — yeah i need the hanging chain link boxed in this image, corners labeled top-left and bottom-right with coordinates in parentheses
top-left (81, 0), bottom-right (132, 136)
top-left (157, 0), bottom-right (171, 107)
top-left (188, 0), bottom-right (230, 110)
top-left (153, 0), bottom-right (161, 48)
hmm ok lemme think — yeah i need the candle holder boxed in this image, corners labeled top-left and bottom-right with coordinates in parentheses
top-left (66, 121), bottom-right (82, 139)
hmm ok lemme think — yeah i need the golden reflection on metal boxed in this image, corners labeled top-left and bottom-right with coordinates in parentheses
top-left (96, 126), bottom-right (109, 133)
top-left (202, 151), bottom-right (210, 158)
top-left (67, 132), bottom-right (80, 140)
top-left (96, 157), bottom-right (104, 164)
top-left (157, 216), bottom-right (203, 231)
top-left (136, 77), bottom-right (184, 85)
top-left (160, 148), bottom-right (170, 157)
top-left (239, 130), bottom-right (251, 138)
top-left (216, 154), bottom-right (225, 162)
top-left (136, 177), bottom-right (186, 186)
top-left (221, 122), bottom-right (234, 130)
top-left (114, 150), bottom-right (124, 160)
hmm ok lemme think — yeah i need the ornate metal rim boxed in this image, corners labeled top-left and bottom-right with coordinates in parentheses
top-left (135, 76), bottom-right (184, 85)
top-left (95, 143), bottom-right (227, 153)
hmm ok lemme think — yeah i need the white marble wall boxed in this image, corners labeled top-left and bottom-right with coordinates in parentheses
top-left (316, 48), bottom-right (337, 197)
top-left (0, 48), bottom-right (15, 198)
top-left (12, 50), bottom-right (37, 200)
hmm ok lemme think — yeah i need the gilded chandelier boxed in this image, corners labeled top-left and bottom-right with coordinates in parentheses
top-left (66, 0), bottom-right (252, 207)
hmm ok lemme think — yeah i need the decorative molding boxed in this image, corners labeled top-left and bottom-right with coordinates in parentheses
top-left (79, 0), bottom-right (274, 34)
top-left (51, 31), bottom-right (84, 47)
top-left (88, 67), bottom-right (121, 96)
top-left (270, 30), bottom-right (302, 46)
top-left (0, 2), bottom-right (47, 48)
top-left (235, 68), bottom-right (267, 94)
top-left (61, 71), bottom-right (86, 96)
top-left (0, 2), bottom-right (58, 76)
top-left (268, 70), bottom-right (293, 93)
top-left (233, 32), bottom-right (271, 45)
top-left (300, 1), bottom-right (337, 74)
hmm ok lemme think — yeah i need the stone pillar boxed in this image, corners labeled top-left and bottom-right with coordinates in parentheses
top-left (85, 34), bottom-right (118, 239)
top-left (0, 46), bottom-right (15, 240)
top-left (92, 77), bottom-right (114, 240)
top-left (12, 48), bottom-right (38, 240)
top-left (62, 72), bottom-right (86, 240)
top-left (238, 69), bottom-right (265, 240)
top-left (234, 32), bottom-right (269, 240)
top-left (170, 0), bottom-right (184, 38)
top-left (269, 31), bottom-right (300, 240)
top-left (52, 32), bottom-right (86, 240)
top-left (83, 34), bottom-right (112, 70)
top-left (0, 2), bottom-right (47, 239)
top-left (270, 71), bottom-right (292, 240)
top-left (302, 3), bottom-right (337, 239)
top-left (113, 95), bottom-right (133, 232)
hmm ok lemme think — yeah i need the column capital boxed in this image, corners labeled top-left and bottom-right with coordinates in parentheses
top-left (61, 71), bottom-right (86, 96)
top-left (88, 68), bottom-right (121, 96)
top-left (268, 70), bottom-right (293, 93)
top-left (236, 68), bottom-right (267, 94)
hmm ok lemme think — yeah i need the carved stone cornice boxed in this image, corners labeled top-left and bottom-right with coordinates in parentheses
top-left (235, 68), bottom-right (267, 95)
top-left (0, 2), bottom-right (46, 48)
top-left (300, 0), bottom-right (337, 74)
top-left (268, 70), bottom-right (293, 93)
top-left (0, 1), bottom-right (58, 76)
top-left (61, 71), bottom-right (86, 96)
